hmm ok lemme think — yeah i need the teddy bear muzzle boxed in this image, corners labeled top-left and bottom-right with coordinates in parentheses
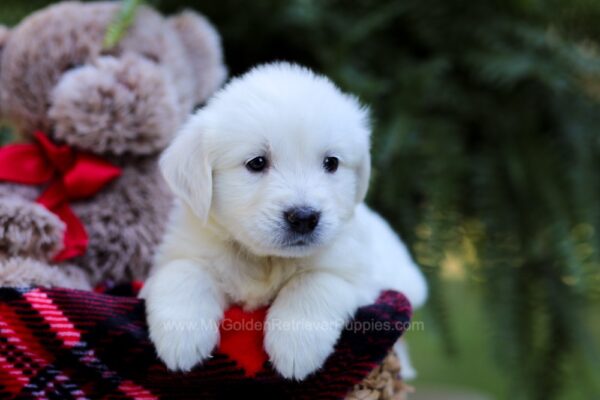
top-left (48, 53), bottom-right (181, 156)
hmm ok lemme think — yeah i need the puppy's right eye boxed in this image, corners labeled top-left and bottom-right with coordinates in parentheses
top-left (246, 156), bottom-right (269, 172)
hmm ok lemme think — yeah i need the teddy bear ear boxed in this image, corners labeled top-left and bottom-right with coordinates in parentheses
top-left (0, 25), bottom-right (8, 51)
top-left (0, 26), bottom-right (10, 112)
top-left (0, 25), bottom-right (9, 56)
top-left (169, 11), bottom-right (227, 105)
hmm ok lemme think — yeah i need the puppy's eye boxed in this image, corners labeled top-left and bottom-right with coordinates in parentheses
top-left (246, 156), bottom-right (269, 172)
top-left (323, 156), bottom-right (339, 173)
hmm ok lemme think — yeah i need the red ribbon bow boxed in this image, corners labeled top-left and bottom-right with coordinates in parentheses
top-left (0, 131), bottom-right (121, 261)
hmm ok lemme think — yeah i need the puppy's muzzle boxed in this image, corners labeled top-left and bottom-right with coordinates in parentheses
top-left (284, 207), bottom-right (320, 234)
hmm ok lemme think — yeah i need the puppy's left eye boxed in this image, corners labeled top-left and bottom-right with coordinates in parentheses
top-left (246, 156), bottom-right (269, 172)
top-left (323, 156), bottom-right (339, 173)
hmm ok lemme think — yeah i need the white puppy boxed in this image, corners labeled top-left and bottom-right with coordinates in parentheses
top-left (141, 62), bottom-right (427, 380)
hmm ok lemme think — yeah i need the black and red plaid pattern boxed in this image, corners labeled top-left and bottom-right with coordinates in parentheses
top-left (0, 287), bottom-right (411, 399)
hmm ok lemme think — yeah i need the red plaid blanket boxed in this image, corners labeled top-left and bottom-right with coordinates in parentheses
top-left (0, 287), bottom-right (411, 399)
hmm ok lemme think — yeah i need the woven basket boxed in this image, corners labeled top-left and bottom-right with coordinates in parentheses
top-left (346, 351), bottom-right (411, 400)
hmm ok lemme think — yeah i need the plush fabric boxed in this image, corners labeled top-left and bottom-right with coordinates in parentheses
top-left (0, 288), bottom-right (411, 399)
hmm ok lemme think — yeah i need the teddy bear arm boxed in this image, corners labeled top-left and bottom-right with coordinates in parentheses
top-left (0, 184), bottom-right (65, 260)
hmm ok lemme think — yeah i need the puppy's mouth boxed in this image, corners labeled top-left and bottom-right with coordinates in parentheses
top-left (280, 234), bottom-right (319, 249)
top-left (288, 239), bottom-right (309, 247)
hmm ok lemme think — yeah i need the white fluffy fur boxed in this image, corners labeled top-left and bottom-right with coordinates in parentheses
top-left (141, 63), bottom-right (427, 380)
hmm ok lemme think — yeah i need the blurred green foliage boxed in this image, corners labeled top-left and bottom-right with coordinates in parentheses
top-left (103, 0), bottom-right (142, 48)
top-left (2, 1), bottom-right (600, 398)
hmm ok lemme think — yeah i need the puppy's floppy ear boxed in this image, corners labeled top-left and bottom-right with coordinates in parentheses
top-left (160, 117), bottom-right (212, 222)
top-left (356, 152), bottom-right (371, 203)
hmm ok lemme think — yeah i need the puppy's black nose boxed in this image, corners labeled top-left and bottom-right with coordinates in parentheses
top-left (284, 207), bottom-right (320, 234)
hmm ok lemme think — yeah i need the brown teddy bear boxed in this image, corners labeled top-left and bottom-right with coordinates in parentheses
top-left (0, 1), bottom-right (226, 289)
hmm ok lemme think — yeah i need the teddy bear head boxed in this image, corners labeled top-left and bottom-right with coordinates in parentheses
top-left (0, 1), bottom-right (225, 156)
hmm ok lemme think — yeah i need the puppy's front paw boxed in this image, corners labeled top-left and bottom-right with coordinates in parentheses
top-left (264, 314), bottom-right (343, 380)
top-left (147, 314), bottom-right (219, 372)
top-left (142, 260), bottom-right (225, 372)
